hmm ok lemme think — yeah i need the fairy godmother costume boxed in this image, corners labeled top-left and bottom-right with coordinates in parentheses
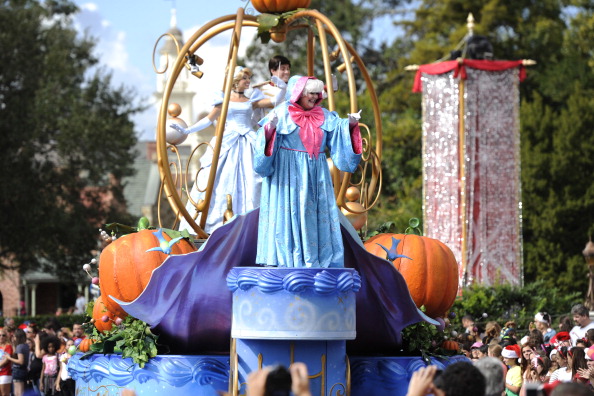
top-left (254, 75), bottom-right (363, 268)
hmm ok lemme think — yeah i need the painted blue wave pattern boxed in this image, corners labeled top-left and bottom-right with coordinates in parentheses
top-left (227, 268), bottom-right (362, 294)
top-left (351, 355), bottom-right (471, 391)
top-left (68, 354), bottom-right (230, 388)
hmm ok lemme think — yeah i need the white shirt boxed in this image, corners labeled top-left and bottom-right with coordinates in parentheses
top-left (549, 367), bottom-right (573, 383)
top-left (570, 321), bottom-right (594, 345)
top-left (74, 296), bottom-right (86, 314)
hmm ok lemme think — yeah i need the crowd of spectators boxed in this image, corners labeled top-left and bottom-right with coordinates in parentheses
top-left (0, 317), bottom-right (84, 396)
top-left (406, 303), bottom-right (594, 396)
top-left (3, 302), bottom-right (594, 396)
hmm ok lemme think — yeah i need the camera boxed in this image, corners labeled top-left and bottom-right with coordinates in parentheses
top-left (264, 365), bottom-right (292, 396)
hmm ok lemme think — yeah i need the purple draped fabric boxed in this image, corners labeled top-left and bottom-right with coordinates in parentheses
top-left (116, 209), bottom-right (435, 355)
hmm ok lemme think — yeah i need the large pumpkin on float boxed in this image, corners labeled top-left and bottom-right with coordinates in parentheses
top-left (252, 0), bottom-right (311, 13)
top-left (364, 233), bottom-right (459, 318)
top-left (99, 229), bottom-right (196, 318)
top-left (92, 295), bottom-right (116, 333)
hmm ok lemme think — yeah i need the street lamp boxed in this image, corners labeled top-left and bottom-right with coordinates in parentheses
top-left (584, 238), bottom-right (594, 310)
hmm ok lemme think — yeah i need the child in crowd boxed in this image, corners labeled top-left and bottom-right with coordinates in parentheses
top-left (489, 343), bottom-right (503, 360)
top-left (39, 337), bottom-right (59, 395)
top-left (503, 344), bottom-right (522, 396)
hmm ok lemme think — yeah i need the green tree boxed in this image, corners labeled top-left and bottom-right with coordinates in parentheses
top-left (451, 281), bottom-right (581, 331)
top-left (0, 0), bottom-right (141, 279)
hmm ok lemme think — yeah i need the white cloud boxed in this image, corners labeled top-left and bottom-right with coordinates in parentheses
top-left (102, 31), bottom-right (129, 72)
top-left (79, 2), bottom-right (97, 12)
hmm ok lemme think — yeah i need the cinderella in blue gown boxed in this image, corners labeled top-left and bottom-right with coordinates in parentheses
top-left (254, 75), bottom-right (362, 268)
top-left (178, 90), bottom-right (265, 234)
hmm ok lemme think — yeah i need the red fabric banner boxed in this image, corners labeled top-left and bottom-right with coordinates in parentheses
top-left (412, 59), bottom-right (526, 92)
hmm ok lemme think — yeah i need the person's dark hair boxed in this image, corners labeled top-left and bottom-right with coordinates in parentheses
top-left (474, 357), bottom-right (504, 396)
top-left (456, 333), bottom-right (474, 353)
top-left (40, 335), bottom-right (60, 353)
top-left (44, 318), bottom-right (61, 332)
top-left (558, 346), bottom-right (570, 362)
top-left (433, 361), bottom-right (486, 396)
top-left (27, 323), bottom-right (39, 335)
top-left (535, 356), bottom-right (552, 377)
top-left (559, 315), bottom-right (573, 332)
top-left (268, 55), bottom-right (291, 75)
top-left (586, 329), bottom-right (594, 345)
top-left (479, 344), bottom-right (489, 355)
top-left (264, 365), bottom-right (292, 396)
top-left (550, 382), bottom-right (594, 396)
top-left (571, 304), bottom-right (589, 317)
top-left (13, 328), bottom-right (26, 345)
top-left (570, 347), bottom-right (588, 379)
top-left (529, 329), bottom-right (545, 347)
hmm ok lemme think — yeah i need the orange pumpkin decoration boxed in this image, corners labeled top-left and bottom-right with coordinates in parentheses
top-left (364, 233), bottom-right (459, 318)
top-left (92, 295), bottom-right (116, 333)
top-left (78, 338), bottom-right (94, 353)
top-left (99, 229), bottom-right (196, 318)
top-left (442, 340), bottom-right (459, 351)
top-left (251, 0), bottom-right (311, 13)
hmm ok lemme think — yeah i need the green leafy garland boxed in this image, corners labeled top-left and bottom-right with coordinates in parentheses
top-left (81, 301), bottom-right (159, 368)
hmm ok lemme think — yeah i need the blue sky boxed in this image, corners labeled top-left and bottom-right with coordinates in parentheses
top-left (70, 1), bottom-right (399, 141)
top-left (71, 0), bottom-right (260, 141)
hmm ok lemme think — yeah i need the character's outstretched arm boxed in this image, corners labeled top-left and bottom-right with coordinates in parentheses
top-left (171, 105), bottom-right (221, 135)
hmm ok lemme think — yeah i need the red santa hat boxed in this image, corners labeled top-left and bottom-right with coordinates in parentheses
top-left (549, 331), bottom-right (571, 347)
top-left (502, 344), bottom-right (521, 359)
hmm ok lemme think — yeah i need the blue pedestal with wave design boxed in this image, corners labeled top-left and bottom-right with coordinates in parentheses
top-left (67, 352), bottom-right (469, 396)
top-left (227, 267), bottom-right (359, 396)
top-left (68, 353), bottom-right (232, 396)
top-left (227, 267), bottom-right (360, 339)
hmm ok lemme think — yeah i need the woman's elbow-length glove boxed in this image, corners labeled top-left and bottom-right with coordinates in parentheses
top-left (171, 116), bottom-right (212, 135)
top-left (270, 76), bottom-right (287, 106)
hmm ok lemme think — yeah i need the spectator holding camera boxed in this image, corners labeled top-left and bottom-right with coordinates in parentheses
top-left (246, 362), bottom-right (311, 396)
top-left (405, 362), bottom-right (486, 396)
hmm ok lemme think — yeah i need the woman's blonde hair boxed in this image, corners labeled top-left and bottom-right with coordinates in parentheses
top-left (232, 66), bottom-right (252, 88)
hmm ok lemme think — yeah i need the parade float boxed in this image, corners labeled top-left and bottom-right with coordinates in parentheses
top-left (67, 2), bottom-right (466, 395)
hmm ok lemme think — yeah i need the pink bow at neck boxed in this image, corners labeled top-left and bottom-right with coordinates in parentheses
top-left (288, 105), bottom-right (325, 159)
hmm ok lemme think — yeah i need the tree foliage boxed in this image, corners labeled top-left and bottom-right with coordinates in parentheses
top-left (451, 281), bottom-right (581, 332)
top-left (0, 0), bottom-right (141, 279)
